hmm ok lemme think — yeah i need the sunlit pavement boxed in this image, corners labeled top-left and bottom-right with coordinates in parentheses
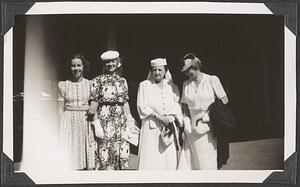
top-left (14, 138), bottom-right (283, 171)
top-left (129, 138), bottom-right (283, 170)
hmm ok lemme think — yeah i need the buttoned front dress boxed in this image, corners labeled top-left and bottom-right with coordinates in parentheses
top-left (180, 73), bottom-right (227, 170)
top-left (58, 79), bottom-right (96, 170)
top-left (137, 79), bottom-right (183, 170)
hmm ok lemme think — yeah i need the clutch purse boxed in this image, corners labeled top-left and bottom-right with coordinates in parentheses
top-left (92, 118), bottom-right (104, 139)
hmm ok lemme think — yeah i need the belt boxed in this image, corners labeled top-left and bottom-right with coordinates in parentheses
top-left (99, 102), bottom-right (124, 106)
top-left (65, 105), bottom-right (89, 111)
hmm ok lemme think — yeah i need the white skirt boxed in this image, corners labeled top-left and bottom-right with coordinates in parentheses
top-left (178, 111), bottom-right (217, 170)
top-left (138, 117), bottom-right (177, 170)
top-left (60, 110), bottom-right (96, 170)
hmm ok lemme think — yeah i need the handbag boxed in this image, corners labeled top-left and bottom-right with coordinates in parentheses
top-left (192, 112), bottom-right (211, 135)
top-left (91, 117), bottom-right (104, 139)
top-left (122, 115), bottom-right (140, 146)
top-left (160, 124), bottom-right (174, 147)
top-left (160, 121), bottom-right (180, 150)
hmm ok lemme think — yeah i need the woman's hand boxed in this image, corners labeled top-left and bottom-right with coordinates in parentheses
top-left (193, 118), bottom-right (210, 135)
top-left (88, 103), bottom-right (98, 115)
top-left (221, 96), bottom-right (229, 104)
top-left (167, 115), bottom-right (176, 123)
top-left (87, 101), bottom-right (98, 121)
top-left (153, 113), bottom-right (170, 125)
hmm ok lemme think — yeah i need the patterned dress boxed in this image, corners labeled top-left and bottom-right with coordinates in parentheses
top-left (58, 78), bottom-right (96, 170)
top-left (90, 73), bottom-right (130, 170)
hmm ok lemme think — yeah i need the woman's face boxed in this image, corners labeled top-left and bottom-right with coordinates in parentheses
top-left (184, 68), bottom-right (199, 81)
top-left (152, 65), bottom-right (166, 83)
top-left (71, 58), bottom-right (84, 79)
top-left (104, 59), bottom-right (118, 73)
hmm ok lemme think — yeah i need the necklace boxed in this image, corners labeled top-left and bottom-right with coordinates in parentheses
top-left (194, 73), bottom-right (203, 83)
top-left (193, 73), bottom-right (203, 90)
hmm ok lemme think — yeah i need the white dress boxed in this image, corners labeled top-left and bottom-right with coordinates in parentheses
top-left (137, 79), bottom-right (183, 170)
top-left (179, 73), bottom-right (227, 170)
top-left (58, 79), bottom-right (96, 170)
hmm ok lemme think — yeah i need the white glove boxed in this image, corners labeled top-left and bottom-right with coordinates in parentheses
top-left (167, 115), bottom-right (176, 123)
top-left (192, 119), bottom-right (210, 135)
top-left (201, 113), bottom-right (210, 123)
top-left (183, 117), bottom-right (192, 134)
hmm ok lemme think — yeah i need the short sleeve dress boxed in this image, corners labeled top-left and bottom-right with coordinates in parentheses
top-left (180, 73), bottom-right (226, 170)
top-left (90, 73), bottom-right (130, 170)
top-left (58, 78), bottom-right (96, 170)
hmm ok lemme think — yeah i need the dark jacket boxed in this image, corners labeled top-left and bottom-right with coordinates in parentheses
top-left (209, 98), bottom-right (236, 168)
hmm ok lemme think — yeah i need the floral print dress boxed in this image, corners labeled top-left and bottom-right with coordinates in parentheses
top-left (90, 73), bottom-right (130, 170)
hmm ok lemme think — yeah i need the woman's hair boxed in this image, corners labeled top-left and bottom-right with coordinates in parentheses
top-left (67, 53), bottom-right (90, 78)
top-left (183, 53), bottom-right (203, 71)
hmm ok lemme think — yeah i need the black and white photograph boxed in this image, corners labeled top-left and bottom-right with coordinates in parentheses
top-left (2, 1), bottom-right (298, 185)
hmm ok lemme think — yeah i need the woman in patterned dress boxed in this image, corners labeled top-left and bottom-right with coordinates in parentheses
top-left (58, 53), bottom-right (96, 170)
top-left (178, 53), bottom-right (228, 170)
top-left (87, 50), bottom-right (131, 170)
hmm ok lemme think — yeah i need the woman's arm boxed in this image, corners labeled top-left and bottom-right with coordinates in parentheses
top-left (211, 75), bottom-right (229, 104)
top-left (87, 77), bottom-right (100, 120)
top-left (137, 82), bottom-right (155, 119)
top-left (58, 101), bottom-right (64, 119)
top-left (124, 102), bottom-right (130, 115)
top-left (57, 81), bottom-right (65, 119)
top-left (88, 101), bottom-right (98, 114)
top-left (182, 103), bottom-right (191, 118)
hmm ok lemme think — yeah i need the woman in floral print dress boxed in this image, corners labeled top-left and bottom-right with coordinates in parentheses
top-left (88, 51), bottom-right (131, 170)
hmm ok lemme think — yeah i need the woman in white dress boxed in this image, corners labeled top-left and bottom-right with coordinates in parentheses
top-left (137, 58), bottom-right (183, 170)
top-left (58, 53), bottom-right (95, 170)
top-left (179, 53), bottom-right (228, 170)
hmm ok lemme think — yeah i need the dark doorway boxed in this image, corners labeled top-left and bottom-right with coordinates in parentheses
top-left (13, 14), bottom-right (284, 162)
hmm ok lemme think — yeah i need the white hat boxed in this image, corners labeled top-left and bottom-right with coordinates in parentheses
top-left (147, 58), bottom-right (173, 82)
top-left (181, 59), bottom-right (194, 72)
top-left (101, 50), bottom-right (119, 61)
top-left (150, 58), bottom-right (167, 67)
top-left (181, 53), bottom-right (202, 72)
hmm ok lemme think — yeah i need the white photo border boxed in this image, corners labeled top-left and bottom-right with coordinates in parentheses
top-left (2, 1), bottom-right (296, 184)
